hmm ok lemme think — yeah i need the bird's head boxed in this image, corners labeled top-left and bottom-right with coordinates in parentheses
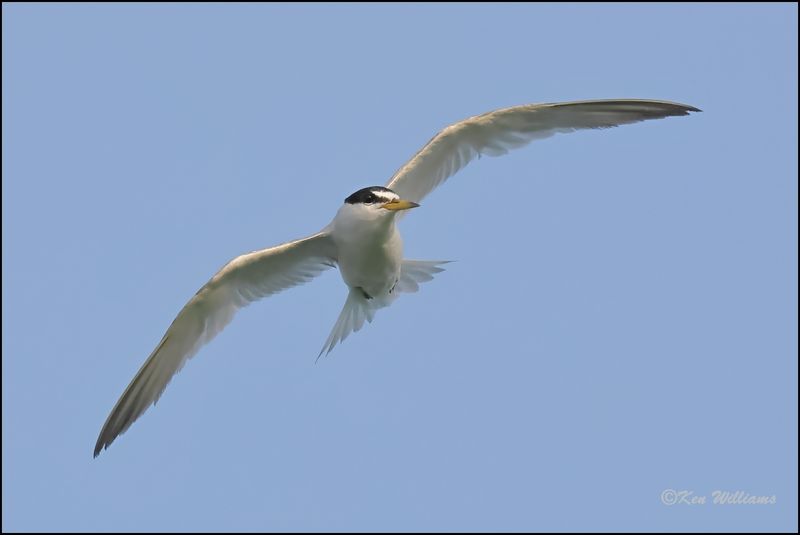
top-left (341, 186), bottom-right (419, 219)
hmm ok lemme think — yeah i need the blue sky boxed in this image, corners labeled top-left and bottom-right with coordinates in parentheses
top-left (3, 3), bottom-right (797, 532)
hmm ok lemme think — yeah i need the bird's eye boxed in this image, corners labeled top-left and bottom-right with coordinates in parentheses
top-left (364, 194), bottom-right (375, 203)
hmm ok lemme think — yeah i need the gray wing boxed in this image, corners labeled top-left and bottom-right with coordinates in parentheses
top-left (385, 99), bottom-right (700, 204)
top-left (94, 231), bottom-right (337, 457)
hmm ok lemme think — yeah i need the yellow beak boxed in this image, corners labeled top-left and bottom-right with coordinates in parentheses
top-left (382, 199), bottom-right (420, 211)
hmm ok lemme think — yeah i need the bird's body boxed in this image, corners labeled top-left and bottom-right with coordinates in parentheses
top-left (332, 198), bottom-right (404, 300)
top-left (95, 99), bottom-right (700, 457)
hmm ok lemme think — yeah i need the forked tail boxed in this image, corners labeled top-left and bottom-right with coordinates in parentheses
top-left (317, 259), bottom-right (450, 360)
top-left (317, 287), bottom-right (375, 361)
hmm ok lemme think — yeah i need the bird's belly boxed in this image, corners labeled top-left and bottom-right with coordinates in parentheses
top-left (338, 241), bottom-right (401, 299)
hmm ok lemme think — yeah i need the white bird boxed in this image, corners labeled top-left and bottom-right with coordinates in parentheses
top-left (94, 99), bottom-right (700, 456)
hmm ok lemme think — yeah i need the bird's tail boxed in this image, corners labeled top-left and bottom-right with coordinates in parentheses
top-left (317, 287), bottom-right (376, 361)
top-left (394, 259), bottom-right (451, 294)
top-left (317, 259), bottom-right (451, 360)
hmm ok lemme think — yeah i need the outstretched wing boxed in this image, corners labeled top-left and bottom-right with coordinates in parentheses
top-left (94, 231), bottom-right (337, 457)
top-left (385, 99), bottom-right (700, 204)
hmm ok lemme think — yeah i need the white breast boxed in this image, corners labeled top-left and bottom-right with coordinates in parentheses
top-left (330, 203), bottom-right (404, 298)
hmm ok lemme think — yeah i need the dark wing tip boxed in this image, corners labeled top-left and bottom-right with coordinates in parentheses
top-left (635, 100), bottom-right (702, 116)
top-left (626, 100), bottom-right (702, 119)
top-left (94, 435), bottom-right (110, 458)
top-left (674, 102), bottom-right (702, 113)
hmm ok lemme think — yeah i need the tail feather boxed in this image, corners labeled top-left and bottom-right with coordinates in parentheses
top-left (317, 259), bottom-right (451, 360)
top-left (317, 288), bottom-right (375, 361)
top-left (395, 260), bottom-right (451, 294)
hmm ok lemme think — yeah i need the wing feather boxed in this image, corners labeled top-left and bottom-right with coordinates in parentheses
top-left (385, 99), bottom-right (700, 204)
top-left (94, 231), bottom-right (337, 456)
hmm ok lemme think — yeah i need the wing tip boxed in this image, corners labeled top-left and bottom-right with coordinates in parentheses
top-left (94, 424), bottom-right (119, 458)
top-left (671, 102), bottom-right (702, 114)
top-left (649, 101), bottom-right (702, 116)
top-left (93, 438), bottom-right (106, 458)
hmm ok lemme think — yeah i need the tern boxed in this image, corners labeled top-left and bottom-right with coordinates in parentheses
top-left (94, 99), bottom-right (700, 456)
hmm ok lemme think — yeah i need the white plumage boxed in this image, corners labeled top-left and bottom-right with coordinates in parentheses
top-left (95, 99), bottom-right (700, 457)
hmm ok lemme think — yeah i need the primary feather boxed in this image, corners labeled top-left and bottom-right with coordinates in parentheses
top-left (386, 99), bottom-right (700, 204)
top-left (94, 232), bottom-right (336, 457)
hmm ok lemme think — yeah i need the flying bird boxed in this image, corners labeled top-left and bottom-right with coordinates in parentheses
top-left (94, 99), bottom-right (700, 456)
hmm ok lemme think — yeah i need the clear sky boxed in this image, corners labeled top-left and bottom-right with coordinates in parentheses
top-left (2, 3), bottom-right (797, 532)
